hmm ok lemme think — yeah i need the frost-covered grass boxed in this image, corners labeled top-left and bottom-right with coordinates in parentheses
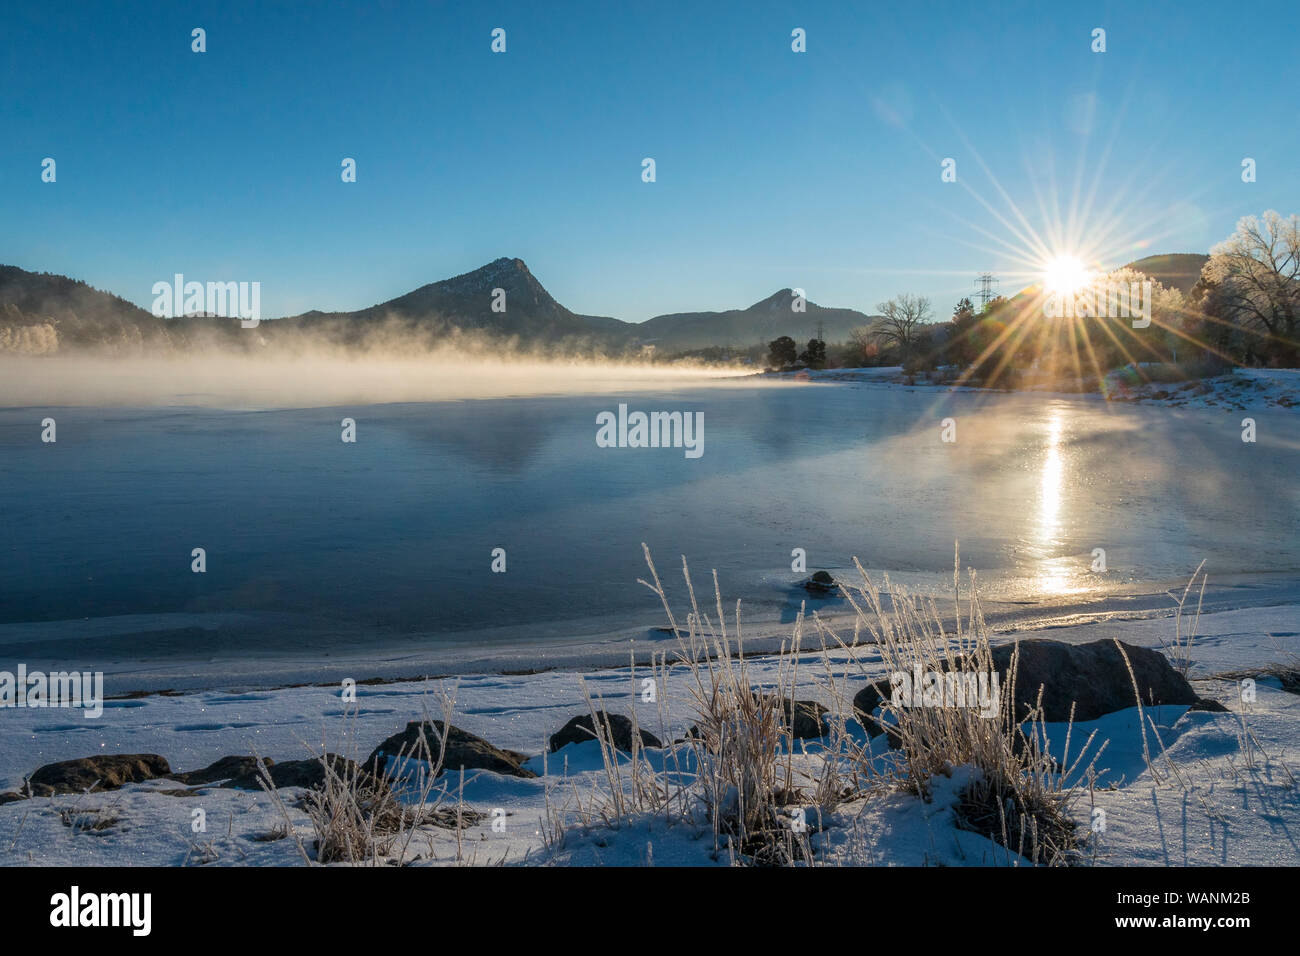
top-left (1, 551), bottom-right (1297, 867)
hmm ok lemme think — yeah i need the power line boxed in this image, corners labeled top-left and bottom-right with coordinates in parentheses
top-left (974, 272), bottom-right (1000, 308)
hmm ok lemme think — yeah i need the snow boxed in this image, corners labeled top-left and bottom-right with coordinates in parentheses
top-left (1080, 680), bottom-right (1300, 865)
top-left (776, 365), bottom-right (1300, 410)
top-left (1, 602), bottom-right (1297, 866)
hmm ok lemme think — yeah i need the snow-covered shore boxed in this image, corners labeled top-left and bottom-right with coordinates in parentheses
top-left (775, 365), bottom-right (1300, 410)
top-left (2, 601), bottom-right (1296, 866)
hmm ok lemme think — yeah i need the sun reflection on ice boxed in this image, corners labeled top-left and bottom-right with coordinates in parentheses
top-left (1032, 409), bottom-right (1089, 596)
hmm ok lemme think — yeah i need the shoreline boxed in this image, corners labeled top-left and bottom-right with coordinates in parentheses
top-left (1, 597), bottom-right (1297, 865)
top-left (4, 572), bottom-right (1298, 699)
top-left (765, 364), bottom-right (1300, 409)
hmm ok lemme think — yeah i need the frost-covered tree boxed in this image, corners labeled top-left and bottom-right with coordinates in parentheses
top-left (1202, 211), bottom-right (1300, 365)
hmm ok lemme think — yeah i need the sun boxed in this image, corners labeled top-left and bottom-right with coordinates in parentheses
top-left (1042, 255), bottom-right (1092, 296)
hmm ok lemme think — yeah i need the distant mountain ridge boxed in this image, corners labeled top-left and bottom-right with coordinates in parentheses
top-left (995, 253), bottom-right (1212, 308)
top-left (0, 253), bottom-right (1210, 355)
top-left (633, 289), bottom-right (877, 351)
top-left (283, 259), bottom-right (874, 349)
top-left (0, 265), bottom-right (168, 353)
top-left (1121, 253), bottom-right (1209, 295)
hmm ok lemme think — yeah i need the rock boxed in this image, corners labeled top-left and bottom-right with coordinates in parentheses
top-left (867, 640), bottom-right (1203, 724)
top-left (678, 724), bottom-right (704, 743)
top-left (363, 721), bottom-right (536, 779)
top-left (855, 638), bottom-right (1209, 741)
top-left (549, 713), bottom-right (662, 753)
top-left (771, 696), bottom-right (831, 739)
top-left (169, 755), bottom-right (270, 786)
top-left (803, 571), bottom-right (838, 594)
top-left (856, 696), bottom-right (903, 744)
top-left (222, 754), bottom-right (360, 791)
top-left (738, 693), bottom-right (832, 739)
top-left (848, 677), bottom-right (904, 745)
top-left (989, 639), bottom-right (1200, 722)
top-left (851, 678), bottom-right (894, 721)
top-left (679, 696), bottom-right (829, 743)
top-left (26, 754), bottom-right (170, 796)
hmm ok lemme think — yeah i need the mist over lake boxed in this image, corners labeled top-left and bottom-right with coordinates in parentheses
top-left (3, 374), bottom-right (1295, 685)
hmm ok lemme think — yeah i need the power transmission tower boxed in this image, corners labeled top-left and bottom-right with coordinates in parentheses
top-left (814, 319), bottom-right (825, 342)
top-left (974, 273), bottom-right (1000, 309)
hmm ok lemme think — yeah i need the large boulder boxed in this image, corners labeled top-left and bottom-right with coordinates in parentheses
top-left (549, 713), bottom-right (662, 753)
top-left (26, 754), bottom-right (170, 796)
top-left (363, 721), bottom-right (535, 779)
top-left (990, 639), bottom-right (1200, 722)
top-left (851, 638), bottom-right (1210, 739)
top-left (222, 754), bottom-right (360, 791)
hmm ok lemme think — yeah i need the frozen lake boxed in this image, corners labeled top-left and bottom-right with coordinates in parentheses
top-left (1, 378), bottom-right (1297, 687)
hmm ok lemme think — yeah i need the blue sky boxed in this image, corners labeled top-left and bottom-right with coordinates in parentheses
top-left (3, 0), bottom-right (1297, 321)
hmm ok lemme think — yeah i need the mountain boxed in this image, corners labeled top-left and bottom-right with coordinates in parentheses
top-left (0, 258), bottom-right (626, 354)
top-left (286, 257), bottom-right (623, 342)
top-left (1, 258), bottom-right (881, 354)
top-left (631, 290), bottom-right (877, 351)
top-left (328, 263), bottom-right (878, 350)
top-left (1122, 253), bottom-right (1209, 295)
top-left (0, 265), bottom-right (170, 353)
top-left (0, 266), bottom-right (304, 353)
top-left (991, 253), bottom-right (1212, 314)
top-left (34, 254), bottom-right (1245, 355)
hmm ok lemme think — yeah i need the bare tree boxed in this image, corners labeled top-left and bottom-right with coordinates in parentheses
top-left (872, 293), bottom-right (932, 363)
top-left (847, 326), bottom-right (878, 366)
top-left (1202, 210), bottom-right (1300, 363)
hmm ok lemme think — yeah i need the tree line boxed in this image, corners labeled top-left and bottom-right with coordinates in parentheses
top-left (765, 210), bottom-right (1300, 385)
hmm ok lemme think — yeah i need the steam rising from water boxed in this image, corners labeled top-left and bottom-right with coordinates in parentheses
top-left (0, 353), bottom-right (757, 408)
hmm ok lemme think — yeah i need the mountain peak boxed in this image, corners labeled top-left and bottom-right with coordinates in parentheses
top-left (348, 255), bottom-right (594, 337)
top-left (484, 256), bottom-right (529, 274)
top-left (423, 257), bottom-right (539, 298)
top-left (750, 289), bottom-right (800, 311)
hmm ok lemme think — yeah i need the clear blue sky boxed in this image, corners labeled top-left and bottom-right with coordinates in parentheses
top-left (4, 0), bottom-right (1297, 321)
